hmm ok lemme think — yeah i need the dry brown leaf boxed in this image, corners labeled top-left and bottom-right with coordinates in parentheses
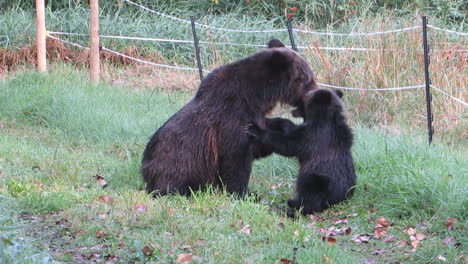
top-left (135, 204), bottom-right (147, 213)
top-left (93, 174), bottom-right (108, 188)
top-left (95, 230), bottom-right (105, 238)
top-left (332, 218), bottom-right (348, 225)
top-left (446, 218), bottom-right (458, 231)
top-left (397, 239), bottom-right (408, 247)
top-left (182, 245), bottom-right (192, 251)
top-left (280, 258), bottom-right (295, 264)
top-left (415, 233), bottom-right (426, 241)
top-left (176, 253), bottom-right (193, 263)
top-left (362, 258), bottom-right (376, 264)
top-left (373, 228), bottom-right (388, 239)
top-left (345, 227), bottom-right (352, 235)
top-left (407, 227), bottom-right (416, 236)
top-left (442, 236), bottom-right (456, 246)
top-left (373, 249), bottom-right (388, 255)
top-left (384, 235), bottom-right (394, 243)
top-left (351, 234), bottom-right (371, 243)
top-left (118, 242), bottom-right (125, 248)
top-left (377, 217), bottom-right (389, 227)
top-left (98, 195), bottom-right (113, 203)
top-left (238, 224), bottom-right (251, 235)
top-left (98, 213), bottom-right (108, 219)
top-left (293, 229), bottom-right (299, 236)
top-left (322, 236), bottom-right (337, 245)
top-left (323, 255), bottom-right (332, 263)
top-left (141, 246), bottom-right (153, 256)
top-left (411, 239), bottom-right (419, 249)
top-left (105, 255), bottom-right (120, 264)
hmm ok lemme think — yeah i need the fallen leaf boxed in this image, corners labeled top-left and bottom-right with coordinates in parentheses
top-left (89, 253), bottom-right (101, 259)
top-left (270, 183), bottom-right (283, 190)
top-left (415, 233), bottom-right (426, 241)
top-left (384, 235), bottom-right (394, 243)
top-left (373, 228), bottom-right (388, 239)
top-left (446, 218), bottom-right (458, 231)
top-left (351, 234), bottom-right (371, 243)
top-left (361, 258), bottom-right (376, 264)
top-left (407, 227), bottom-right (416, 236)
top-left (323, 255), bottom-right (332, 263)
top-left (95, 230), bottom-right (105, 238)
top-left (332, 218), bottom-right (348, 225)
top-left (411, 239), bottom-right (419, 249)
top-left (105, 255), bottom-right (120, 264)
top-left (182, 245), bottom-right (192, 251)
top-left (377, 217), bottom-right (389, 227)
top-left (238, 224), bottom-right (251, 235)
top-left (176, 253), bottom-right (193, 263)
top-left (141, 245), bottom-right (153, 256)
top-left (280, 258), bottom-right (295, 264)
top-left (373, 249), bottom-right (388, 255)
top-left (98, 195), bottom-right (113, 203)
top-left (437, 255), bottom-right (447, 262)
top-left (118, 242), bottom-right (125, 248)
top-left (135, 204), bottom-right (147, 213)
top-left (465, 255), bottom-right (468, 264)
top-left (345, 227), bottom-right (352, 235)
top-left (93, 174), bottom-right (108, 188)
top-left (98, 213), bottom-right (108, 219)
top-left (322, 236), bottom-right (336, 245)
top-left (397, 239), bottom-right (408, 247)
top-left (442, 236), bottom-right (456, 246)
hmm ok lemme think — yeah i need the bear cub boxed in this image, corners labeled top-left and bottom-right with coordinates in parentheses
top-left (248, 88), bottom-right (356, 216)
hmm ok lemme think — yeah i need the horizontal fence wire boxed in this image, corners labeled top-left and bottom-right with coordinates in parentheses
top-left (101, 46), bottom-right (203, 71)
top-left (430, 85), bottom-right (468, 107)
top-left (47, 34), bottom-right (89, 50)
top-left (0, 35), bottom-right (9, 48)
top-left (427, 25), bottom-right (468, 36)
top-left (47, 31), bottom-right (468, 52)
top-left (293, 26), bottom-right (420, 36)
top-left (316, 82), bottom-right (425, 91)
top-left (123, 0), bottom-right (286, 33)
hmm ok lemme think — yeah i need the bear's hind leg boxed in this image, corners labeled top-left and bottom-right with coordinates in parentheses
top-left (218, 152), bottom-right (253, 197)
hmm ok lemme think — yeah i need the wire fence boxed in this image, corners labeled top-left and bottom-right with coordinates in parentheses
top-left (0, 36), bottom-right (9, 48)
top-left (37, 2), bottom-right (468, 143)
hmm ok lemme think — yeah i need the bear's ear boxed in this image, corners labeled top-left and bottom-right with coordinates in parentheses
top-left (334, 89), bottom-right (344, 99)
top-left (267, 39), bottom-right (285, 48)
top-left (311, 89), bottom-right (332, 105)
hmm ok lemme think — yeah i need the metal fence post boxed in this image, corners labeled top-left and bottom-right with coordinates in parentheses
top-left (287, 19), bottom-right (297, 52)
top-left (190, 16), bottom-right (204, 81)
top-left (422, 16), bottom-right (433, 144)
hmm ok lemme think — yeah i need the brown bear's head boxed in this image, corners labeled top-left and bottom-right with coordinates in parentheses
top-left (265, 39), bottom-right (318, 109)
top-left (297, 88), bottom-right (344, 121)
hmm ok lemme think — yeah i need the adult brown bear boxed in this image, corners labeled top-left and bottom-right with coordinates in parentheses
top-left (142, 39), bottom-right (317, 196)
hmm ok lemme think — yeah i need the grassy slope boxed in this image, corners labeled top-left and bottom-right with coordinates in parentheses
top-left (0, 66), bottom-right (466, 263)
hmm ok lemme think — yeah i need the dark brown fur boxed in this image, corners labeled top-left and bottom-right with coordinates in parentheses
top-left (142, 40), bottom-right (317, 196)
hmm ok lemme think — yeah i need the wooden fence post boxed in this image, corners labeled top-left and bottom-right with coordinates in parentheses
top-left (90, 0), bottom-right (100, 82)
top-left (36, 0), bottom-right (46, 72)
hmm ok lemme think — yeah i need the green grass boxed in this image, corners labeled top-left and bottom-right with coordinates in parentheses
top-left (0, 66), bottom-right (466, 263)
